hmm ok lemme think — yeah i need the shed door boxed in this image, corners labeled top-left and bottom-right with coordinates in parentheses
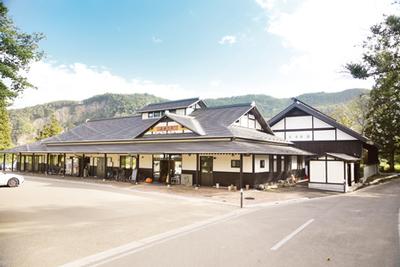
top-left (200, 156), bottom-right (213, 186)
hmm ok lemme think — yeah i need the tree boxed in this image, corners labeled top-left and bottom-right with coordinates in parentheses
top-left (0, 2), bottom-right (43, 148)
top-left (330, 94), bottom-right (370, 135)
top-left (36, 115), bottom-right (63, 141)
top-left (346, 13), bottom-right (400, 172)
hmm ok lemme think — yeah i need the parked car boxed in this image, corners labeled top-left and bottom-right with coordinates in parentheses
top-left (0, 173), bottom-right (24, 187)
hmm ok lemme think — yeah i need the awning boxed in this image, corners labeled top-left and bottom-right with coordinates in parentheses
top-left (325, 153), bottom-right (360, 161)
top-left (1, 140), bottom-right (314, 156)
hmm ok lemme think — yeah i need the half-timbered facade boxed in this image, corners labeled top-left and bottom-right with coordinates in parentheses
top-left (1, 98), bottom-right (313, 189)
top-left (269, 98), bottom-right (379, 191)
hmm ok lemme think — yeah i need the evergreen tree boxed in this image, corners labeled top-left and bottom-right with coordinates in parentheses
top-left (346, 14), bottom-right (400, 172)
top-left (0, 2), bottom-right (43, 148)
top-left (0, 100), bottom-right (11, 150)
top-left (36, 115), bottom-right (63, 141)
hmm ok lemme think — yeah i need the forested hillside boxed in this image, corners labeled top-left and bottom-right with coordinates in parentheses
top-left (9, 88), bottom-right (369, 145)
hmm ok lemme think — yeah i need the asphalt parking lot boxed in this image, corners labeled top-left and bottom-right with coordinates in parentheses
top-left (0, 176), bottom-right (232, 267)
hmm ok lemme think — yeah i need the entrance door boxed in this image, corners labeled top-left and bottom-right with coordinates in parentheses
top-left (200, 156), bottom-right (213, 186)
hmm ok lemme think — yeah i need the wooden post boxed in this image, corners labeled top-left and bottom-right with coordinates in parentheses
top-left (104, 153), bottom-right (107, 179)
top-left (195, 154), bottom-right (199, 187)
top-left (46, 153), bottom-right (49, 175)
top-left (18, 153), bottom-right (22, 172)
top-left (32, 153), bottom-right (35, 173)
top-left (239, 154), bottom-right (243, 189)
top-left (2, 153), bottom-right (6, 171)
top-left (63, 153), bottom-right (66, 177)
top-left (11, 154), bottom-right (14, 172)
top-left (23, 155), bottom-right (26, 172)
top-left (81, 154), bottom-right (85, 177)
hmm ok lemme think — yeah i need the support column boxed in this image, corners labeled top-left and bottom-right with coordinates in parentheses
top-left (136, 154), bottom-right (140, 181)
top-left (2, 153), bottom-right (6, 171)
top-left (195, 154), bottom-right (199, 187)
top-left (46, 153), bottom-right (49, 175)
top-left (18, 153), bottom-right (22, 172)
top-left (11, 154), bottom-right (14, 172)
top-left (239, 154), bottom-right (243, 189)
top-left (63, 153), bottom-right (66, 177)
top-left (23, 155), bottom-right (26, 172)
top-left (104, 153), bottom-right (107, 179)
top-left (32, 153), bottom-right (35, 174)
top-left (81, 154), bottom-right (85, 177)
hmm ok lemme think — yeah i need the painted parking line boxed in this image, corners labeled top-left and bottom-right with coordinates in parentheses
top-left (271, 219), bottom-right (314, 251)
top-left (60, 208), bottom-right (255, 267)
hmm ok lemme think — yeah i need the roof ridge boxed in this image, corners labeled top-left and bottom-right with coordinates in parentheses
top-left (145, 97), bottom-right (199, 107)
top-left (87, 114), bottom-right (141, 122)
top-left (206, 102), bottom-right (252, 109)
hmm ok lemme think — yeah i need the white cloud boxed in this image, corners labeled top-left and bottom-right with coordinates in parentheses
top-left (255, 0), bottom-right (279, 10)
top-left (218, 35), bottom-right (237, 45)
top-left (256, 0), bottom-right (397, 96)
top-left (152, 36), bottom-right (163, 43)
top-left (11, 61), bottom-right (194, 109)
top-left (210, 80), bottom-right (221, 87)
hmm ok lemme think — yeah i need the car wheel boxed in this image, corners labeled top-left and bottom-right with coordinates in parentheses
top-left (7, 178), bottom-right (19, 187)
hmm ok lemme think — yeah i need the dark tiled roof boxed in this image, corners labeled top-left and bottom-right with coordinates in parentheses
top-left (46, 115), bottom-right (159, 142)
top-left (137, 98), bottom-right (202, 112)
top-left (3, 140), bottom-right (313, 155)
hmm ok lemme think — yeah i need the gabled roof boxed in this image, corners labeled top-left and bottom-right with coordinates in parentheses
top-left (268, 98), bottom-right (370, 143)
top-left (137, 98), bottom-right (206, 113)
top-left (4, 100), bottom-right (294, 154)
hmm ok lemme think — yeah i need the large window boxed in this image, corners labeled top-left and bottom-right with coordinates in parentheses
top-left (120, 156), bottom-right (136, 169)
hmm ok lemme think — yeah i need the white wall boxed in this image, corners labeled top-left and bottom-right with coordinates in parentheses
top-left (139, 154), bottom-right (152, 168)
top-left (142, 113), bottom-right (148, 119)
top-left (309, 161), bottom-right (326, 183)
top-left (313, 117), bottom-right (332, 128)
top-left (327, 161), bottom-right (344, 183)
top-left (182, 154), bottom-right (196, 171)
top-left (255, 155), bottom-right (269, 172)
top-left (213, 154), bottom-right (240, 172)
top-left (243, 155), bottom-right (252, 173)
top-left (363, 164), bottom-right (378, 180)
top-left (285, 116), bottom-right (312, 129)
top-left (309, 183), bottom-right (344, 192)
top-left (350, 162), bottom-right (355, 182)
top-left (176, 109), bottom-right (185, 115)
top-left (314, 130), bottom-right (336, 141)
top-left (286, 131), bottom-right (312, 141)
top-left (336, 129), bottom-right (357, 140)
top-left (271, 119), bottom-right (285, 130)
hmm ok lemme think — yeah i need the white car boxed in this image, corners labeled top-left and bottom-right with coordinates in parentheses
top-left (0, 173), bottom-right (24, 187)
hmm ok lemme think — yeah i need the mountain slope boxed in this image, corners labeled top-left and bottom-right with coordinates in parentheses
top-left (8, 89), bottom-right (369, 145)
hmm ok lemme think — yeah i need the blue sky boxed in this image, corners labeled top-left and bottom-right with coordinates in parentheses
top-left (4, 0), bottom-right (396, 108)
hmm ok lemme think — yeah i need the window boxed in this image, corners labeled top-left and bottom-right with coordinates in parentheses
top-left (148, 112), bottom-right (154, 118)
top-left (260, 160), bottom-right (265, 168)
top-left (169, 109), bottom-right (176, 114)
top-left (231, 160), bottom-right (241, 168)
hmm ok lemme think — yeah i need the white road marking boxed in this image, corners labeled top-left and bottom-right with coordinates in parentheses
top-left (270, 219), bottom-right (315, 251)
top-left (60, 208), bottom-right (255, 267)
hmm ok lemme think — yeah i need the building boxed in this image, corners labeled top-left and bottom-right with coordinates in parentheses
top-left (1, 98), bottom-right (312, 188)
top-left (268, 98), bottom-right (379, 192)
